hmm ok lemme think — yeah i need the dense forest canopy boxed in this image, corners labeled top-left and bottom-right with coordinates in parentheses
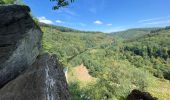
top-left (42, 24), bottom-right (170, 99)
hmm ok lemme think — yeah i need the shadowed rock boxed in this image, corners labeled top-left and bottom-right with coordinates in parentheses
top-left (0, 54), bottom-right (71, 100)
top-left (126, 89), bottom-right (158, 100)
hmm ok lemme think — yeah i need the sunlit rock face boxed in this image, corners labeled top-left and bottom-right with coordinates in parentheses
top-left (0, 5), bottom-right (71, 100)
top-left (0, 54), bottom-right (71, 100)
top-left (0, 5), bottom-right (42, 88)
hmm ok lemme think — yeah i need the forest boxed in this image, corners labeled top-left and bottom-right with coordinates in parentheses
top-left (41, 23), bottom-right (170, 100)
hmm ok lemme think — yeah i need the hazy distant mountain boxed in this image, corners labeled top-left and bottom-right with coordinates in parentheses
top-left (111, 28), bottom-right (160, 40)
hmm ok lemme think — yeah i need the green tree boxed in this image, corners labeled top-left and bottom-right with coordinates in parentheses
top-left (162, 47), bottom-right (169, 61)
top-left (0, 0), bottom-right (5, 4)
top-left (1, 0), bottom-right (23, 4)
top-left (50, 0), bottom-right (75, 10)
top-left (2, 0), bottom-right (15, 4)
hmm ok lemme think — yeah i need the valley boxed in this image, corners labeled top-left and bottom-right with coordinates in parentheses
top-left (41, 24), bottom-right (170, 100)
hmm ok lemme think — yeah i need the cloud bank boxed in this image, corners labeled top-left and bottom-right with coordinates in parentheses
top-left (94, 20), bottom-right (103, 25)
top-left (37, 16), bottom-right (53, 24)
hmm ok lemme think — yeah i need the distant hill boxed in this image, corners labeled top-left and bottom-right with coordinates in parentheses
top-left (38, 22), bottom-right (81, 32)
top-left (111, 28), bottom-right (160, 40)
top-left (38, 22), bottom-right (102, 33)
top-left (125, 26), bottom-right (170, 47)
top-left (124, 27), bottom-right (170, 79)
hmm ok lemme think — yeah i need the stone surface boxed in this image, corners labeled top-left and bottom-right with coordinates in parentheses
top-left (0, 5), bottom-right (71, 100)
top-left (0, 5), bottom-right (42, 88)
top-left (0, 54), bottom-right (71, 100)
top-left (126, 89), bottom-right (157, 100)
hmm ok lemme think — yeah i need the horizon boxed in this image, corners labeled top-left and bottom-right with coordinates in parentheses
top-left (24, 0), bottom-right (170, 32)
top-left (40, 22), bottom-right (167, 33)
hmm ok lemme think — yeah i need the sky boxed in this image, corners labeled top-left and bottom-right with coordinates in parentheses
top-left (24, 0), bottom-right (170, 32)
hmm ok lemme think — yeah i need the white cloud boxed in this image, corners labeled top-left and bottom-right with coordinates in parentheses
top-left (107, 24), bottom-right (112, 26)
top-left (138, 16), bottom-right (170, 23)
top-left (139, 18), bottom-right (162, 23)
top-left (56, 20), bottom-right (64, 24)
top-left (138, 16), bottom-right (170, 26)
top-left (37, 16), bottom-right (53, 24)
top-left (94, 20), bottom-right (103, 25)
top-left (144, 20), bottom-right (170, 25)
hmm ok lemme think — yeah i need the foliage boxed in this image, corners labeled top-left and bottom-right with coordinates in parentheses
top-left (123, 28), bottom-right (170, 80)
top-left (112, 28), bottom-right (160, 40)
top-left (42, 25), bottom-right (170, 99)
top-left (0, 0), bottom-right (5, 4)
top-left (41, 25), bottom-right (114, 66)
top-left (1, 0), bottom-right (23, 4)
top-left (50, 0), bottom-right (75, 10)
top-left (2, 0), bottom-right (15, 4)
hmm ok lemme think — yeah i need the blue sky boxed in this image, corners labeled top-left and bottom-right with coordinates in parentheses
top-left (24, 0), bottom-right (170, 32)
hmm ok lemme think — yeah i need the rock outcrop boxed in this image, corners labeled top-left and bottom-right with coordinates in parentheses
top-left (126, 89), bottom-right (157, 100)
top-left (0, 5), bottom-right (71, 100)
top-left (0, 5), bottom-right (42, 88)
top-left (0, 54), bottom-right (70, 100)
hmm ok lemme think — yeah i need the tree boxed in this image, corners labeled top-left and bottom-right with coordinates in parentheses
top-left (162, 47), bottom-right (169, 61)
top-left (50, 0), bottom-right (75, 10)
top-left (1, 0), bottom-right (15, 4)
top-left (1, 0), bottom-right (22, 4)
top-left (0, 0), bottom-right (5, 4)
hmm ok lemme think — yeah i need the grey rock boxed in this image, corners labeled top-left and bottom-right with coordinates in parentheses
top-left (0, 54), bottom-right (71, 100)
top-left (0, 5), bottom-right (42, 88)
top-left (0, 5), bottom-right (71, 100)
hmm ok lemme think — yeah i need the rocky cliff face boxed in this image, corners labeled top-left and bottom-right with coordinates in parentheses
top-left (0, 5), bottom-right (42, 88)
top-left (0, 54), bottom-right (70, 100)
top-left (0, 5), bottom-right (70, 100)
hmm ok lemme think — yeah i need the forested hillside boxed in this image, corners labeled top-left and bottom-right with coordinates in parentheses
top-left (41, 24), bottom-right (114, 66)
top-left (41, 24), bottom-right (170, 100)
top-left (112, 28), bottom-right (160, 40)
top-left (123, 27), bottom-right (170, 80)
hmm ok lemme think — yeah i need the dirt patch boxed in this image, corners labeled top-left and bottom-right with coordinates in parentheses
top-left (70, 64), bottom-right (95, 83)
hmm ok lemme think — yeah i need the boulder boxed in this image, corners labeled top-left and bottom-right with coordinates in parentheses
top-left (126, 89), bottom-right (157, 100)
top-left (0, 5), bottom-right (71, 100)
top-left (0, 54), bottom-right (71, 100)
top-left (0, 5), bottom-right (42, 88)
